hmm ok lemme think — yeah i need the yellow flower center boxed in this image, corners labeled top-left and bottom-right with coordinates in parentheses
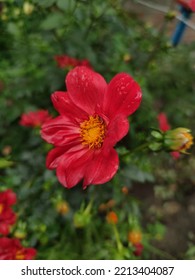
top-left (80, 115), bottom-right (106, 149)
top-left (15, 250), bottom-right (25, 260)
top-left (0, 203), bottom-right (4, 215)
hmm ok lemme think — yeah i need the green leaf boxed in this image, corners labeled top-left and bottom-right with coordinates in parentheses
top-left (40, 12), bottom-right (65, 30)
top-left (0, 158), bottom-right (14, 169)
top-left (56, 0), bottom-right (76, 11)
top-left (151, 130), bottom-right (163, 140)
top-left (32, 0), bottom-right (56, 7)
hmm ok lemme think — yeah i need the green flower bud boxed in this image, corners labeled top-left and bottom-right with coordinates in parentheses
top-left (164, 128), bottom-right (193, 153)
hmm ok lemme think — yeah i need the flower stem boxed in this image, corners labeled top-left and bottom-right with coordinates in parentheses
top-left (113, 224), bottom-right (123, 252)
top-left (84, 193), bottom-right (94, 215)
top-left (121, 142), bottom-right (149, 158)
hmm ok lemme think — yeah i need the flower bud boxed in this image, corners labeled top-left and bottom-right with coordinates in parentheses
top-left (56, 201), bottom-right (70, 215)
top-left (121, 186), bottom-right (129, 195)
top-left (14, 230), bottom-right (27, 240)
top-left (23, 2), bottom-right (34, 15)
top-left (73, 211), bottom-right (91, 228)
top-left (164, 128), bottom-right (193, 153)
top-left (106, 199), bottom-right (116, 209)
top-left (106, 211), bottom-right (118, 225)
top-left (128, 229), bottom-right (142, 245)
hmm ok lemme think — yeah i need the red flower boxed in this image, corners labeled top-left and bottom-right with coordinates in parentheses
top-left (54, 55), bottom-right (92, 69)
top-left (19, 109), bottom-right (52, 128)
top-left (0, 189), bottom-right (17, 236)
top-left (157, 113), bottom-right (180, 160)
top-left (158, 113), bottom-right (171, 132)
top-left (41, 66), bottom-right (142, 189)
top-left (133, 243), bottom-right (144, 257)
top-left (176, 0), bottom-right (195, 11)
top-left (0, 237), bottom-right (36, 260)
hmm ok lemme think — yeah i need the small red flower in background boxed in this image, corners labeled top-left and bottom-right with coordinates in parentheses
top-left (133, 243), bottom-right (144, 257)
top-left (41, 66), bottom-right (142, 189)
top-left (19, 109), bottom-right (52, 128)
top-left (0, 237), bottom-right (36, 260)
top-left (176, 0), bottom-right (195, 12)
top-left (0, 189), bottom-right (17, 236)
top-left (157, 113), bottom-right (180, 160)
top-left (157, 113), bottom-right (171, 132)
top-left (54, 55), bottom-right (92, 69)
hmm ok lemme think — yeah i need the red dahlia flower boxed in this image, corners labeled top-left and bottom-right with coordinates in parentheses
top-left (19, 109), bottom-right (52, 128)
top-left (0, 237), bottom-right (36, 260)
top-left (41, 66), bottom-right (142, 189)
top-left (54, 55), bottom-right (92, 69)
top-left (0, 189), bottom-right (17, 236)
top-left (176, 0), bottom-right (195, 11)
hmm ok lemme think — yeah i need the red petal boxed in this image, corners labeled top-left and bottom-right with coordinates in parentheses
top-left (83, 148), bottom-right (119, 188)
top-left (105, 73), bottom-right (142, 118)
top-left (24, 248), bottom-right (37, 260)
top-left (5, 189), bottom-right (17, 206)
top-left (104, 115), bottom-right (129, 147)
top-left (46, 143), bottom-right (83, 169)
top-left (51, 91), bottom-right (88, 119)
top-left (41, 116), bottom-right (80, 146)
top-left (46, 147), bottom-right (69, 169)
top-left (66, 66), bottom-right (107, 115)
top-left (0, 224), bottom-right (10, 236)
top-left (56, 147), bottom-right (93, 188)
top-left (191, 0), bottom-right (195, 11)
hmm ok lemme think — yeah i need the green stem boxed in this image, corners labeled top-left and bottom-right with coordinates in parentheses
top-left (84, 193), bottom-right (94, 215)
top-left (113, 224), bottom-right (123, 252)
top-left (121, 142), bottom-right (149, 158)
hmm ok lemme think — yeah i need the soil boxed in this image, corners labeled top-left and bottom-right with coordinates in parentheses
top-left (131, 182), bottom-right (195, 259)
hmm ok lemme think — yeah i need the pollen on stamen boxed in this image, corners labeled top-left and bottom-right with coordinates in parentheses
top-left (80, 115), bottom-right (106, 149)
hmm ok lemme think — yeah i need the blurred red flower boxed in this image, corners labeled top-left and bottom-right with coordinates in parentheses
top-left (133, 243), bottom-right (144, 257)
top-left (19, 109), bottom-right (52, 128)
top-left (157, 113), bottom-right (180, 160)
top-left (54, 55), bottom-right (92, 69)
top-left (41, 66), bottom-right (142, 189)
top-left (176, 0), bottom-right (195, 11)
top-left (157, 112), bottom-right (171, 132)
top-left (0, 189), bottom-right (17, 236)
top-left (0, 237), bottom-right (36, 260)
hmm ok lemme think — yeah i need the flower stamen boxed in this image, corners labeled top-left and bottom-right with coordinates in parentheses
top-left (15, 250), bottom-right (25, 260)
top-left (0, 203), bottom-right (4, 214)
top-left (80, 115), bottom-right (106, 149)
